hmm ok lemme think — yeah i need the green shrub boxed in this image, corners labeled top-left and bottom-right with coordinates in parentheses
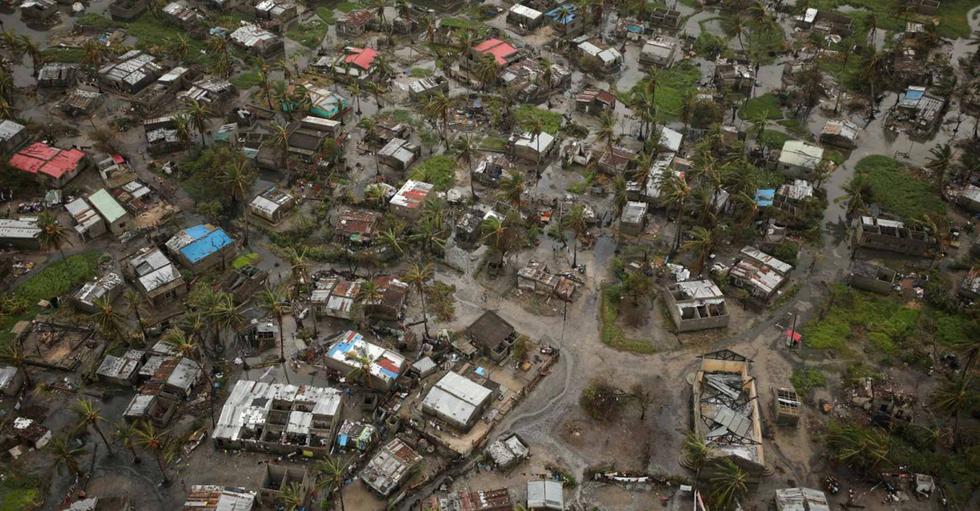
top-left (410, 155), bottom-right (457, 190)
top-left (855, 155), bottom-right (945, 219)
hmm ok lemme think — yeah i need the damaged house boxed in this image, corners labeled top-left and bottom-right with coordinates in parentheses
top-left (8, 141), bottom-right (89, 188)
top-left (575, 88), bottom-right (616, 116)
top-left (0, 218), bottom-right (41, 250)
top-left (516, 260), bottom-right (578, 301)
top-left (212, 380), bottom-right (343, 456)
top-left (571, 35), bottom-right (623, 72)
top-left (886, 86), bottom-right (946, 135)
top-left (854, 216), bottom-right (939, 257)
top-left (378, 138), bottom-right (421, 171)
top-left (360, 438), bottom-right (422, 497)
top-left (230, 24), bottom-right (284, 57)
top-left (661, 279), bottom-right (729, 332)
top-left (500, 58), bottom-right (571, 102)
top-left (69, 272), bottom-right (125, 313)
top-left (249, 186), bottom-right (296, 224)
top-left (390, 180), bottom-right (435, 220)
top-left (728, 246), bottom-right (793, 301)
top-left (99, 50), bottom-right (165, 94)
top-left (336, 8), bottom-right (376, 36)
top-left (692, 349), bottom-right (765, 476)
top-left (819, 119), bottom-right (858, 148)
top-left (640, 36), bottom-right (679, 68)
top-left (335, 208), bottom-right (382, 245)
top-left (124, 246), bottom-right (186, 307)
top-left (472, 154), bottom-right (513, 187)
top-left (65, 195), bottom-right (108, 240)
top-left (331, 47), bottom-right (379, 82)
top-left (465, 311), bottom-right (516, 362)
top-left (323, 330), bottom-right (405, 390)
top-left (847, 261), bottom-right (899, 295)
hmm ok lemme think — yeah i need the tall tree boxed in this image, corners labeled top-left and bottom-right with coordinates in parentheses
top-left (48, 435), bottom-right (86, 478)
top-left (706, 459), bottom-right (749, 511)
top-left (497, 173), bottom-right (525, 209)
top-left (931, 375), bottom-right (975, 450)
top-left (124, 288), bottom-right (147, 341)
top-left (926, 143), bottom-right (953, 194)
top-left (258, 285), bottom-right (290, 362)
top-left (114, 419), bottom-right (141, 463)
top-left (163, 328), bottom-right (217, 427)
top-left (404, 262), bottom-right (434, 338)
top-left (184, 98), bottom-right (212, 146)
top-left (680, 226), bottom-right (719, 275)
top-left (74, 399), bottom-right (113, 454)
top-left (315, 457), bottom-right (347, 511)
top-left (90, 296), bottom-right (128, 343)
top-left (136, 421), bottom-right (172, 484)
top-left (37, 211), bottom-right (71, 260)
top-left (562, 204), bottom-right (588, 268)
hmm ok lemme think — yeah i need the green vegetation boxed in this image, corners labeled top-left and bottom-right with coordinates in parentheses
top-left (125, 14), bottom-right (213, 66)
top-left (287, 18), bottom-right (328, 49)
top-left (410, 67), bottom-right (434, 78)
top-left (231, 252), bottom-right (261, 269)
top-left (758, 129), bottom-right (790, 149)
top-left (803, 286), bottom-right (971, 370)
top-left (231, 70), bottom-right (263, 89)
top-left (40, 47), bottom-right (86, 63)
top-left (629, 62), bottom-right (701, 122)
top-left (855, 155), bottom-right (945, 219)
top-left (478, 136), bottom-right (508, 152)
top-left (740, 93), bottom-right (782, 120)
top-left (316, 7), bottom-right (336, 24)
top-left (0, 252), bottom-right (102, 346)
top-left (599, 285), bottom-right (656, 354)
top-left (744, 19), bottom-right (786, 64)
top-left (74, 13), bottom-right (115, 31)
top-left (438, 17), bottom-right (489, 36)
top-left (336, 1), bottom-right (362, 12)
top-left (410, 155), bottom-right (457, 190)
top-left (694, 31), bottom-right (727, 58)
top-left (0, 476), bottom-right (41, 511)
top-left (791, 367), bottom-right (827, 395)
top-left (566, 171), bottom-right (595, 195)
top-left (513, 105), bottom-right (563, 135)
top-left (808, 0), bottom-right (974, 39)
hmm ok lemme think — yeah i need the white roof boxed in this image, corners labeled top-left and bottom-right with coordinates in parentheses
top-left (421, 371), bottom-right (493, 426)
top-left (527, 480), bottom-right (564, 510)
top-left (513, 131), bottom-right (555, 153)
top-left (390, 180), bottom-right (434, 210)
top-left (509, 4), bottom-right (543, 19)
top-left (779, 140), bottom-right (824, 169)
top-left (659, 127), bottom-right (683, 152)
top-left (213, 380), bottom-right (341, 443)
top-left (740, 246), bottom-right (793, 275)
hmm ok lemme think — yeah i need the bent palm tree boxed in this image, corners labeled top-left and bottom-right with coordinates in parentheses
top-left (75, 398), bottom-right (113, 454)
top-left (404, 262), bottom-right (434, 338)
top-left (37, 212), bottom-right (71, 260)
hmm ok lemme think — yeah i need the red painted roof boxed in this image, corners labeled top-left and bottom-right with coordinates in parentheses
top-left (8, 142), bottom-right (85, 179)
top-left (344, 47), bottom-right (378, 70)
top-left (472, 38), bottom-right (517, 65)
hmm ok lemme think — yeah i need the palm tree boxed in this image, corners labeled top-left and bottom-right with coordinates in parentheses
top-left (612, 175), bottom-right (628, 214)
top-left (271, 122), bottom-right (291, 173)
top-left (722, 13), bottom-right (746, 51)
top-left (475, 54), bottom-right (499, 91)
top-left (497, 173), bottom-right (525, 209)
top-left (660, 172), bottom-right (691, 253)
top-left (824, 420), bottom-right (892, 474)
top-left (75, 399), bottom-right (113, 454)
top-left (37, 212), bottom-right (71, 260)
top-left (90, 296), bottom-right (128, 343)
top-left (258, 285), bottom-right (290, 362)
top-left (349, 80), bottom-right (363, 115)
top-left (257, 62), bottom-right (274, 109)
top-left (404, 262), bottom-right (434, 338)
top-left (524, 117), bottom-right (545, 178)
top-left (315, 457), bottom-right (347, 511)
top-left (680, 226), bottom-right (718, 275)
top-left (208, 292), bottom-right (244, 350)
top-left (562, 204), bottom-right (589, 268)
top-left (173, 113), bottom-right (192, 146)
top-left (168, 35), bottom-right (189, 62)
top-left (81, 39), bottom-right (108, 73)
top-left (48, 435), bottom-right (86, 478)
top-left (926, 143), bottom-right (952, 194)
top-left (163, 328), bottom-right (217, 427)
top-left (706, 459), bottom-right (749, 511)
top-left (378, 227), bottom-right (406, 256)
top-left (136, 421), bottom-right (171, 484)
top-left (124, 288), bottom-right (147, 341)
top-left (931, 375), bottom-right (975, 449)
top-left (18, 35), bottom-right (42, 77)
top-left (185, 98), bottom-right (212, 146)
top-left (423, 92), bottom-right (453, 147)
top-left (681, 432), bottom-right (712, 479)
top-left (114, 420), bottom-right (141, 463)
top-left (598, 111), bottom-right (617, 155)
top-left (839, 174), bottom-right (871, 219)
top-left (278, 482), bottom-right (306, 511)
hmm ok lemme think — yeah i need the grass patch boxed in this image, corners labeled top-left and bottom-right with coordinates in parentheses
top-left (627, 61), bottom-right (701, 122)
top-left (125, 13), bottom-right (213, 66)
top-left (0, 252), bottom-right (101, 347)
top-left (231, 70), bottom-right (262, 89)
top-left (287, 19), bottom-right (327, 49)
top-left (75, 13), bottom-right (115, 31)
top-left (791, 367), bottom-right (827, 396)
top-left (231, 252), bottom-right (260, 269)
top-left (409, 154), bottom-right (457, 190)
top-left (740, 93), bottom-right (783, 120)
top-left (478, 136), bottom-right (508, 152)
top-left (336, 1), bottom-right (362, 12)
top-left (514, 105), bottom-right (563, 135)
top-left (808, 0), bottom-right (974, 39)
top-left (410, 67), bottom-right (433, 78)
top-left (599, 284), bottom-right (656, 354)
top-left (744, 18), bottom-right (786, 64)
top-left (316, 6), bottom-right (336, 24)
top-left (566, 171), bottom-right (595, 195)
top-left (855, 155), bottom-right (945, 219)
top-left (758, 129), bottom-right (791, 149)
top-left (40, 47), bottom-right (86, 63)
top-left (438, 17), bottom-right (489, 36)
top-left (0, 476), bottom-right (41, 511)
top-left (803, 286), bottom-right (928, 362)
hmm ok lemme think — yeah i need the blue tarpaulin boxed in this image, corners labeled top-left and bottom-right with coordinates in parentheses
top-left (755, 188), bottom-right (775, 207)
